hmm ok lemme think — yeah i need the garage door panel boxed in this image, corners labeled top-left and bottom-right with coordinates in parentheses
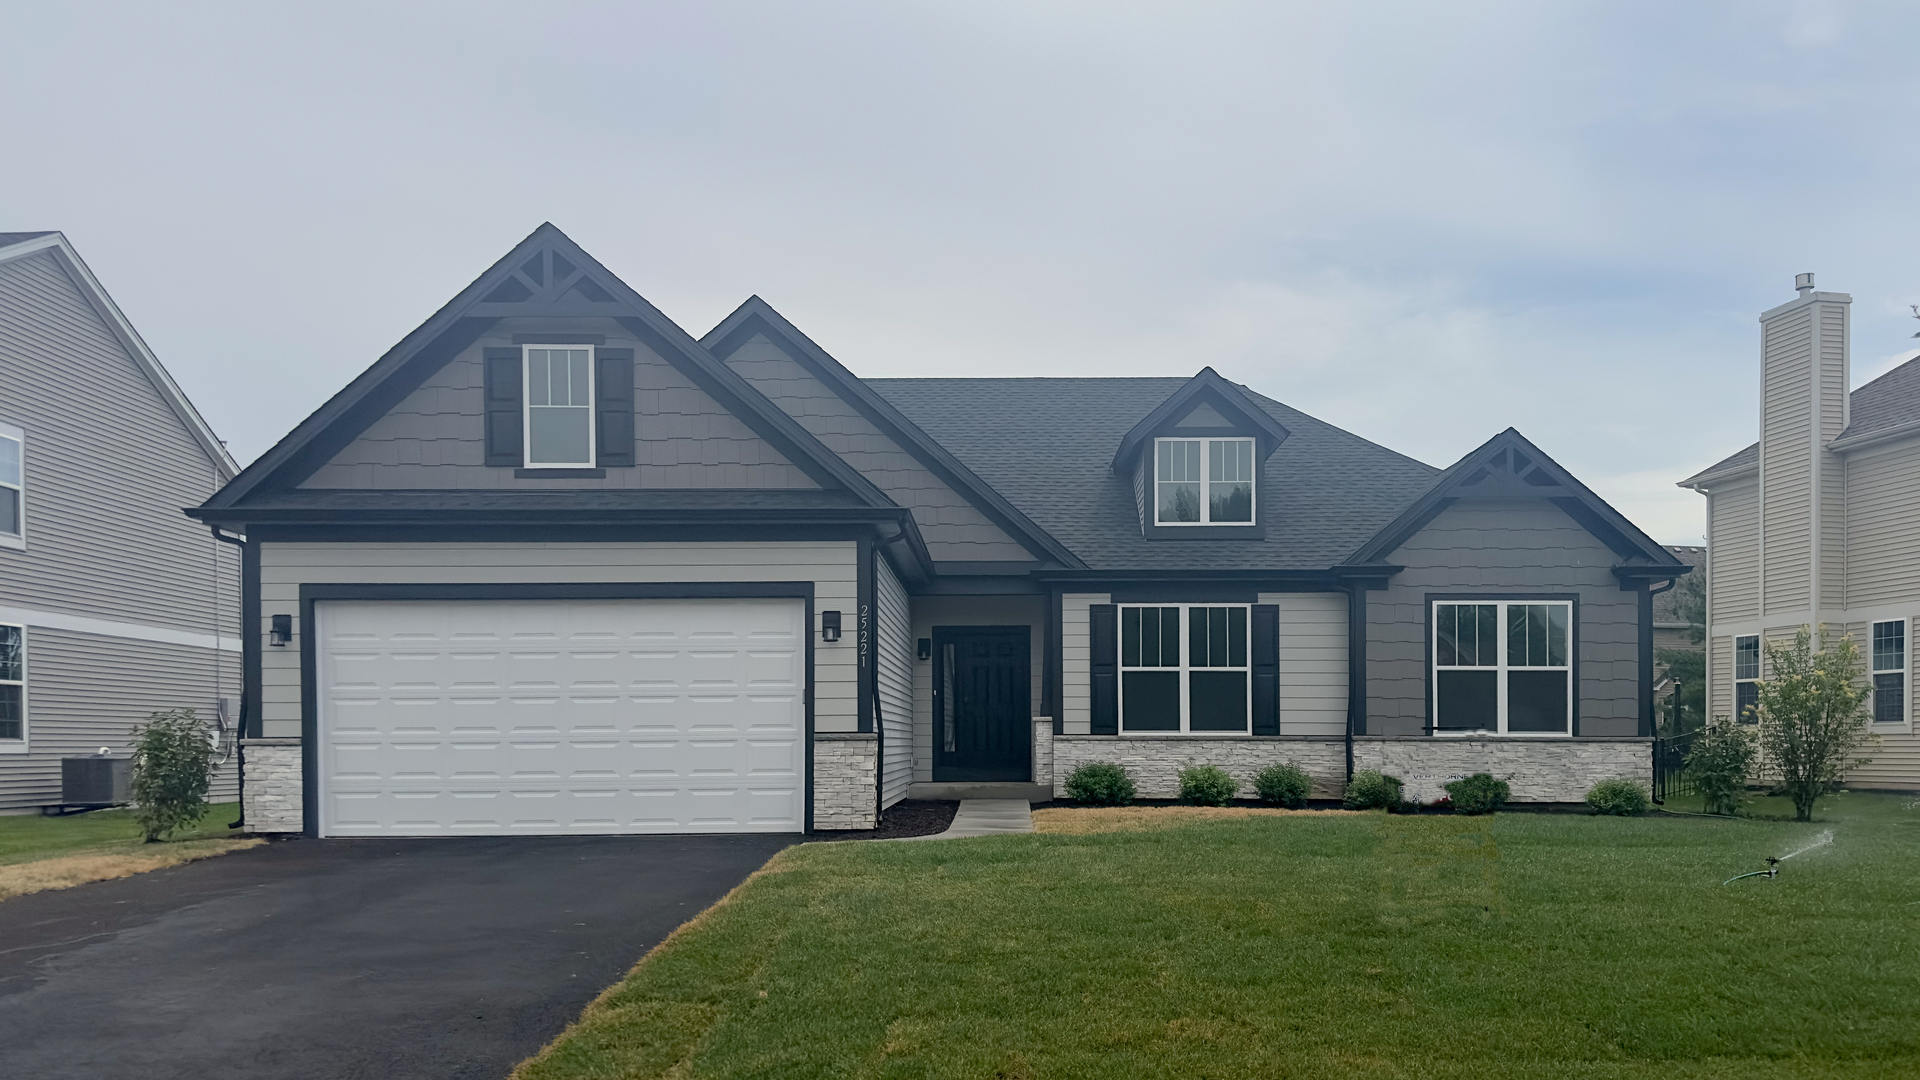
top-left (318, 598), bottom-right (807, 836)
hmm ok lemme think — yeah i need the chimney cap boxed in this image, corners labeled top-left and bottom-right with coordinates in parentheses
top-left (1795, 273), bottom-right (1816, 294)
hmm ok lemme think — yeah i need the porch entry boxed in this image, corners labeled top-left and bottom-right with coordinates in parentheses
top-left (932, 626), bottom-right (1032, 782)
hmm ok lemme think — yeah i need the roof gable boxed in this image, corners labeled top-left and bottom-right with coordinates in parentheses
top-left (1110, 367), bottom-right (1291, 473)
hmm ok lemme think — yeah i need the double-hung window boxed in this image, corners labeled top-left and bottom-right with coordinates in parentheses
top-left (1154, 438), bottom-right (1254, 524)
top-left (1871, 620), bottom-right (1906, 726)
top-left (1432, 600), bottom-right (1573, 734)
top-left (0, 421), bottom-right (22, 548)
top-left (1119, 605), bottom-right (1249, 732)
top-left (0, 624), bottom-right (22, 745)
top-left (523, 346), bottom-right (595, 467)
top-left (1733, 635), bottom-right (1760, 724)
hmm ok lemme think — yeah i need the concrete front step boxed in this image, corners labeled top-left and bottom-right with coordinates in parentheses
top-left (905, 782), bottom-right (1052, 803)
top-left (897, 799), bottom-right (1035, 841)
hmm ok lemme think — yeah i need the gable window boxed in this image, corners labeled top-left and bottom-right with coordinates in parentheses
top-left (1432, 601), bottom-right (1573, 735)
top-left (1871, 620), bottom-right (1906, 726)
top-left (0, 624), bottom-right (22, 745)
top-left (0, 422), bottom-right (21, 548)
top-left (1155, 438), bottom-right (1254, 524)
top-left (1733, 635), bottom-right (1760, 724)
top-left (523, 346), bottom-right (595, 467)
top-left (1119, 605), bottom-right (1249, 733)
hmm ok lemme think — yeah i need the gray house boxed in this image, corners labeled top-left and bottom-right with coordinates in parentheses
top-left (192, 224), bottom-right (1687, 835)
top-left (0, 231), bottom-right (241, 812)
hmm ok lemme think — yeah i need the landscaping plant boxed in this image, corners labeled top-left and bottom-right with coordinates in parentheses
top-left (1177, 765), bottom-right (1236, 806)
top-left (1685, 720), bottom-right (1757, 816)
top-left (1341, 769), bottom-right (1403, 810)
top-left (1585, 777), bottom-right (1650, 816)
top-left (129, 708), bottom-right (217, 842)
top-left (1252, 762), bottom-right (1312, 808)
top-left (1755, 626), bottom-right (1879, 822)
top-left (1063, 762), bottom-right (1135, 806)
top-left (1443, 772), bottom-right (1510, 814)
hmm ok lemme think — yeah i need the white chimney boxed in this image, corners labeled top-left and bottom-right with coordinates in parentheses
top-left (1757, 274), bottom-right (1850, 625)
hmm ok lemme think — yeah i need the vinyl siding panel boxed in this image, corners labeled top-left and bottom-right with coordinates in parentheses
top-left (1818, 311), bottom-right (1848, 610)
top-left (1762, 306), bottom-right (1814, 615)
top-left (1058, 593), bottom-right (1108, 736)
top-left (255, 541), bottom-right (858, 739)
top-left (874, 553), bottom-right (913, 808)
top-left (1259, 592), bottom-right (1348, 736)
top-left (1709, 481), bottom-right (1760, 623)
top-left (302, 318), bottom-right (817, 490)
top-left (724, 336), bottom-right (1033, 563)
top-left (1844, 439), bottom-right (1920, 608)
top-left (909, 595), bottom-right (1045, 781)
top-left (1707, 635), bottom-right (1731, 720)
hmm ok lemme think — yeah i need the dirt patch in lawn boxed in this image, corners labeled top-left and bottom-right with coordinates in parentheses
top-left (1032, 805), bottom-right (1365, 834)
top-left (0, 837), bottom-right (265, 901)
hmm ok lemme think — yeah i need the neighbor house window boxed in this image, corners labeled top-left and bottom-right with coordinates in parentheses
top-left (1432, 601), bottom-right (1573, 735)
top-left (0, 421), bottom-right (22, 547)
top-left (1871, 620), bottom-right (1906, 725)
top-left (1733, 635), bottom-right (1760, 724)
top-left (523, 346), bottom-right (595, 467)
top-left (0, 624), bottom-right (22, 744)
top-left (1154, 438), bottom-right (1254, 524)
top-left (1119, 605), bottom-right (1249, 732)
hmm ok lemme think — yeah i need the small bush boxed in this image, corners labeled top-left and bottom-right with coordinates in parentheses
top-left (1444, 773), bottom-right (1510, 815)
top-left (1342, 770), bottom-right (1404, 810)
top-left (1253, 763), bottom-right (1313, 808)
top-left (1178, 765), bottom-right (1237, 806)
top-left (1064, 762), bottom-right (1136, 806)
top-left (1687, 721), bottom-right (1757, 816)
top-left (1586, 778), bottom-right (1650, 816)
top-left (130, 708), bottom-right (217, 842)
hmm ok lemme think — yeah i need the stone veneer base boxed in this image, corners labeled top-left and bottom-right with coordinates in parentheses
top-left (240, 737), bottom-right (304, 834)
top-left (812, 732), bottom-right (878, 830)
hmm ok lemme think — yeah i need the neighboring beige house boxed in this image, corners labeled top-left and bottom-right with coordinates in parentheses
top-left (1680, 274), bottom-right (1920, 791)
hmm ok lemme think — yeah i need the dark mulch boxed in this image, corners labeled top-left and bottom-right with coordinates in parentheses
top-left (808, 800), bottom-right (958, 842)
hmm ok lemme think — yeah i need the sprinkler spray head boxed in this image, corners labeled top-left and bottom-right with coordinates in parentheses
top-left (1765, 857), bottom-right (1780, 879)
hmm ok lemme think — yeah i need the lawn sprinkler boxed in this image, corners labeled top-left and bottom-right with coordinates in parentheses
top-left (1723, 857), bottom-right (1780, 886)
top-left (1722, 830), bottom-right (1834, 886)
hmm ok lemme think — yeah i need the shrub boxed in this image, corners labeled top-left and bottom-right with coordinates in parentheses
top-left (1178, 765), bottom-right (1237, 806)
top-left (1755, 626), bottom-right (1881, 822)
top-left (1686, 721), bottom-right (1757, 816)
top-left (1444, 773), bottom-right (1510, 815)
top-left (1064, 762), bottom-right (1136, 806)
top-left (1253, 763), bottom-right (1313, 808)
top-left (130, 708), bottom-right (217, 842)
top-left (1342, 769), bottom-right (1403, 810)
top-left (1585, 777), bottom-right (1650, 816)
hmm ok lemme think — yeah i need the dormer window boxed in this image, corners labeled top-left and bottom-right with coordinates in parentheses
top-left (524, 346), bottom-right (595, 467)
top-left (1155, 437), bottom-right (1254, 525)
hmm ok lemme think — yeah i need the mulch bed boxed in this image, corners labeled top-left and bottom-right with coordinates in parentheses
top-left (807, 800), bottom-right (959, 841)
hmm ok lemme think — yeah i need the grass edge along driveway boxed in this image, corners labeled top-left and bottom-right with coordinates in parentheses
top-left (0, 802), bottom-right (260, 900)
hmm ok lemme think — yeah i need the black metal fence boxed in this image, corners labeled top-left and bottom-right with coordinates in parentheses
top-left (1652, 729), bottom-right (1699, 805)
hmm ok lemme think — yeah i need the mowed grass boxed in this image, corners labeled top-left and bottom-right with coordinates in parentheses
top-left (0, 801), bottom-right (242, 865)
top-left (516, 792), bottom-right (1920, 1080)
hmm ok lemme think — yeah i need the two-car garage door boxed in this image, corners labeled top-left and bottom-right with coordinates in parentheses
top-left (315, 598), bottom-right (806, 837)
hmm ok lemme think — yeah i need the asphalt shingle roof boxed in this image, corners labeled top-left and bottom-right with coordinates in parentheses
top-left (1682, 355), bottom-right (1920, 485)
top-left (866, 377), bottom-right (1440, 570)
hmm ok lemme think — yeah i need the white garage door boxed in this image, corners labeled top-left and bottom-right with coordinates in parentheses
top-left (316, 598), bottom-right (806, 837)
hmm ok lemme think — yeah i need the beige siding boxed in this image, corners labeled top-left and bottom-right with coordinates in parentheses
top-left (1059, 592), bottom-right (1109, 736)
top-left (1258, 592), bottom-right (1349, 736)
top-left (724, 335), bottom-right (1032, 563)
top-left (1818, 310), bottom-right (1848, 610)
top-left (1843, 439), bottom-right (1920, 607)
top-left (873, 553), bottom-right (913, 807)
top-left (1761, 306), bottom-right (1813, 614)
top-left (1707, 635), bottom-right (1731, 721)
top-left (1708, 480), bottom-right (1760, 623)
top-left (255, 541), bottom-right (859, 739)
top-left (303, 318), bottom-right (817, 490)
top-left (908, 595), bottom-right (1045, 781)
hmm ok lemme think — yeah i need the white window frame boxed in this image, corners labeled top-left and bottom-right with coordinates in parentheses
top-left (0, 420), bottom-right (23, 551)
top-left (1733, 634), bottom-right (1760, 724)
top-left (521, 344), bottom-right (597, 468)
top-left (0, 623), bottom-right (24, 752)
top-left (1870, 619), bottom-right (1908, 728)
top-left (1117, 603), bottom-right (1252, 734)
top-left (1431, 600), bottom-right (1574, 737)
top-left (1153, 437), bottom-right (1256, 526)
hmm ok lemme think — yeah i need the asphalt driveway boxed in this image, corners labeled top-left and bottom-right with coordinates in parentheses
top-left (0, 833), bottom-right (795, 1080)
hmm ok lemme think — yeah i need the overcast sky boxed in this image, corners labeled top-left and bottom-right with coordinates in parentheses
top-left (6, 1), bottom-right (1919, 544)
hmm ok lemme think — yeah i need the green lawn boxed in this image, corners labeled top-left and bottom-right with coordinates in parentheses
top-left (0, 801), bottom-right (242, 865)
top-left (516, 792), bottom-right (1920, 1080)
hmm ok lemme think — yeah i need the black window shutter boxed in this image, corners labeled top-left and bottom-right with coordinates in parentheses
top-left (1090, 604), bottom-right (1118, 735)
top-left (595, 348), bottom-right (635, 468)
top-left (1251, 604), bottom-right (1280, 735)
top-left (482, 347), bottom-right (523, 468)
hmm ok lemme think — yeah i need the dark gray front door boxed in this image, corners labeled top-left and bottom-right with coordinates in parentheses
top-left (932, 626), bottom-right (1031, 782)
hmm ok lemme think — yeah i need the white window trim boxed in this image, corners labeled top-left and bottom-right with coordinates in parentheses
top-left (521, 344), bottom-right (597, 469)
top-left (0, 623), bottom-right (25, 752)
top-left (1118, 603), bottom-right (1253, 735)
top-left (1869, 618), bottom-right (1908, 728)
top-left (0, 420), bottom-right (23, 551)
top-left (1152, 437), bottom-right (1256, 526)
top-left (1733, 633), bottom-right (1761, 724)
top-left (1430, 600), bottom-right (1575, 737)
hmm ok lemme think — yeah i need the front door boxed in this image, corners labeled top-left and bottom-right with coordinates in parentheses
top-left (932, 626), bottom-right (1031, 782)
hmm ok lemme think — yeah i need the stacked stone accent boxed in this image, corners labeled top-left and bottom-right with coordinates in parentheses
top-left (1050, 736), bottom-right (1347, 800)
top-left (1353, 736), bottom-right (1651, 804)
top-left (1031, 719), bottom-right (1054, 790)
top-left (813, 733), bottom-right (878, 830)
top-left (240, 737), bottom-right (303, 834)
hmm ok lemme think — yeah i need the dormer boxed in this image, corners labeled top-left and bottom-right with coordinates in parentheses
top-left (1111, 368), bottom-right (1289, 539)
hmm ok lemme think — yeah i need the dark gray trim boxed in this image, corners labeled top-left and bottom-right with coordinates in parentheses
top-left (1251, 604), bottom-right (1279, 736)
top-left (484, 346), bottom-right (523, 468)
top-left (1421, 592), bottom-right (1582, 738)
top-left (241, 539), bottom-right (261, 739)
top-left (1110, 367), bottom-right (1291, 474)
top-left (512, 333), bottom-right (605, 345)
top-left (240, 523), bottom-right (896, 548)
top-left (857, 536), bottom-right (874, 734)
top-left (1046, 585), bottom-right (1062, 732)
top-left (594, 347), bottom-right (636, 469)
top-left (1108, 585), bottom-right (1259, 603)
top-left (513, 468), bottom-right (606, 479)
top-left (1089, 604), bottom-right (1117, 735)
top-left (1034, 567), bottom-right (1399, 585)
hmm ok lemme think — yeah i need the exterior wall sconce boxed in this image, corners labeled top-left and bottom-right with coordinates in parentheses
top-left (820, 610), bottom-right (841, 643)
top-left (270, 614), bottom-right (293, 647)
top-left (917, 638), bottom-right (931, 661)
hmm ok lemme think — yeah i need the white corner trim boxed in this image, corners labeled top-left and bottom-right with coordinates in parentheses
top-left (0, 604), bottom-right (240, 653)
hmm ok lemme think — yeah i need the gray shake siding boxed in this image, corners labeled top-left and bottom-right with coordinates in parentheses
top-left (1366, 499), bottom-right (1640, 737)
top-left (874, 552), bottom-right (913, 808)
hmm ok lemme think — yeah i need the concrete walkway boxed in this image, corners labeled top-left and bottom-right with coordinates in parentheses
top-left (900, 798), bottom-right (1034, 841)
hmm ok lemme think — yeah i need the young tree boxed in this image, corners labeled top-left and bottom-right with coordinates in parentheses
top-left (1755, 627), bottom-right (1880, 822)
top-left (1685, 721), bottom-right (1756, 816)
top-left (130, 708), bottom-right (217, 842)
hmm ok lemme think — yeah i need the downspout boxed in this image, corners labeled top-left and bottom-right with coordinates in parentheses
top-left (210, 526), bottom-right (248, 830)
top-left (1647, 577), bottom-right (1678, 741)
